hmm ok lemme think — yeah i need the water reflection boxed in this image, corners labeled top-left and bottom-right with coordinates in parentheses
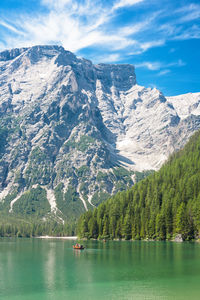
top-left (44, 242), bottom-right (56, 292)
top-left (0, 239), bottom-right (200, 299)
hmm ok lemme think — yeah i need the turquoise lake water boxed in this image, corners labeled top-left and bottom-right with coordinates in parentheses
top-left (0, 238), bottom-right (200, 299)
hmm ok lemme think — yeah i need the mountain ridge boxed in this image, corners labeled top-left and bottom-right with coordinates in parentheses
top-left (0, 45), bottom-right (199, 222)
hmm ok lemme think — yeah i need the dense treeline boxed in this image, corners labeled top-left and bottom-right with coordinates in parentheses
top-left (77, 131), bottom-right (200, 241)
top-left (0, 220), bottom-right (76, 237)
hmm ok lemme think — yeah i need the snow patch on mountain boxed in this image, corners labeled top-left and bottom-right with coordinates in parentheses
top-left (9, 192), bottom-right (24, 213)
top-left (44, 187), bottom-right (65, 224)
top-left (77, 183), bottom-right (88, 211)
top-left (167, 93), bottom-right (200, 120)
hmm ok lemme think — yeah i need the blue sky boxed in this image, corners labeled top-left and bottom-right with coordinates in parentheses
top-left (0, 0), bottom-right (199, 96)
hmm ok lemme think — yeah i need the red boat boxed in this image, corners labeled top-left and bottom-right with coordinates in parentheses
top-left (73, 243), bottom-right (85, 250)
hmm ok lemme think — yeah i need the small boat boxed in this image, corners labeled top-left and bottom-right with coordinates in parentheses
top-left (73, 243), bottom-right (85, 250)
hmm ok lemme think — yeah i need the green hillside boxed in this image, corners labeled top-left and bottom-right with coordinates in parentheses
top-left (77, 130), bottom-right (200, 241)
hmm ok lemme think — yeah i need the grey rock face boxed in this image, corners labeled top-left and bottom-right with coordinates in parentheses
top-left (173, 234), bottom-right (183, 242)
top-left (0, 45), bottom-right (199, 221)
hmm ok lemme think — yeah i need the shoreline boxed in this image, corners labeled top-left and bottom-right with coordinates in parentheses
top-left (36, 236), bottom-right (78, 240)
top-left (1, 236), bottom-right (199, 242)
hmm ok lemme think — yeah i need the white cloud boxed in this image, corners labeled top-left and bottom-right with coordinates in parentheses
top-left (174, 4), bottom-right (200, 23)
top-left (140, 39), bottom-right (165, 51)
top-left (180, 10), bottom-right (200, 23)
top-left (15, 11), bottom-right (135, 52)
top-left (135, 59), bottom-right (186, 71)
top-left (0, 0), bottom-right (153, 54)
top-left (94, 53), bottom-right (122, 63)
top-left (113, 0), bottom-right (145, 11)
top-left (158, 24), bottom-right (178, 36)
top-left (135, 61), bottom-right (162, 70)
top-left (0, 20), bottom-right (24, 35)
top-left (157, 69), bottom-right (170, 76)
top-left (118, 12), bottom-right (159, 37)
top-left (118, 22), bottom-right (147, 36)
top-left (0, 0), bottom-right (199, 63)
top-left (41, 0), bottom-right (73, 10)
top-left (42, 0), bottom-right (105, 17)
top-left (175, 3), bottom-right (200, 14)
top-left (172, 25), bottom-right (200, 41)
top-left (155, 21), bottom-right (200, 43)
top-left (168, 59), bottom-right (186, 67)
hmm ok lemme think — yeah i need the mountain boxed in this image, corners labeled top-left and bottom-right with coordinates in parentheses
top-left (0, 45), bottom-right (200, 223)
top-left (78, 130), bottom-right (200, 241)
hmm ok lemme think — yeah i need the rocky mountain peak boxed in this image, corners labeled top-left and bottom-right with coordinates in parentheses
top-left (25, 45), bottom-right (65, 62)
top-left (0, 45), bottom-right (199, 222)
top-left (95, 63), bottom-right (136, 91)
top-left (0, 47), bottom-right (28, 61)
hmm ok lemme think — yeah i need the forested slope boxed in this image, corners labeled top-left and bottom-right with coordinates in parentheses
top-left (78, 130), bottom-right (200, 241)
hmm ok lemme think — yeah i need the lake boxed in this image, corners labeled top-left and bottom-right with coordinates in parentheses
top-left (0, 238), bottom-right (200, 299)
